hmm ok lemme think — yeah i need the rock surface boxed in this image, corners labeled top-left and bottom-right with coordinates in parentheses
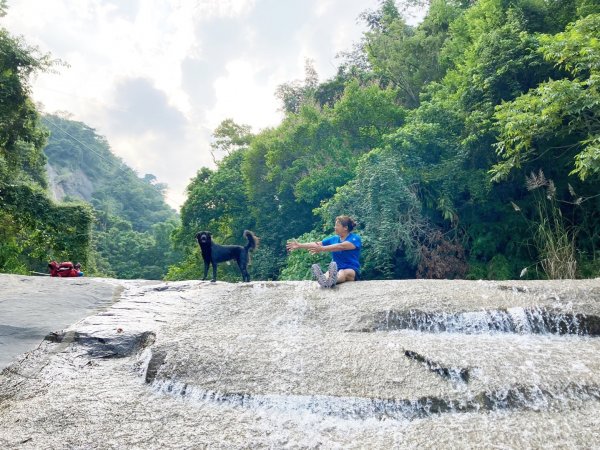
top-left (1, 276), bottom-right (599, 448)
top-left (0, 275), bottom-right (128, 369)
top-left (46, 163), bottom-right (95, 202)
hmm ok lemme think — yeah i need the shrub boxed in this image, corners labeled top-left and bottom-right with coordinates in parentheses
top-left (416, 230), bottom-right (468, 279)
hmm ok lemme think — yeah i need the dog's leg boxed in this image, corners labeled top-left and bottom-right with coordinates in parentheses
top-left (236, 258), bottom-right (245, 282)
top-left (238, 254), bottom-right (250, 282)
top-left (243, 263), bottom-right (250, 282)
top-left (211, 262), bottom-right (217, 282)
top-left (203, 261), bottom-right (209, 280)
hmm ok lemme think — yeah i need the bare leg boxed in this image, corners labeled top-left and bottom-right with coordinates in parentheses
top-left (326, 268), bottom-right (356, 284)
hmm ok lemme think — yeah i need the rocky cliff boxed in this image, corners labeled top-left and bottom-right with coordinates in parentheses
top-left (1, 276), bottom-right (599, 448)
top-left (46, 163), bottom-right (95, 202)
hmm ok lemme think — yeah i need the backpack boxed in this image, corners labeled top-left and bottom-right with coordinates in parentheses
top-left (48, 261), bottom-right (83, 277)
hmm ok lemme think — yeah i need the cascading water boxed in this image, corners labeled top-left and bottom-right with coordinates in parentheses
top-left (138, 281), bottom-right (600, 436)
top-left (369, 305), bottom-right (599, 335)
top-left (1, 277), bottom-right (599, 448)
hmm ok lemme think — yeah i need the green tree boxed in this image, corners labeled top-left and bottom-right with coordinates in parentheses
top-left (174, 0), bottom-right (600, 282)
top-left (42, 114), bottom-right (179, 278)
top-left (210, 118), bottom-right (252, 162)
top-left (241, 81), bottom-right (405, 278)
top-left (0, 30), bottom-right (51, 187)
top-left (316, 148), bottom-right (427, 278)
top-left (492, 14), bottom-right (600, 181)
top-left (275, 59), bottom-right (320, 114)
top-left (362, 0), bottom-right (464, 107)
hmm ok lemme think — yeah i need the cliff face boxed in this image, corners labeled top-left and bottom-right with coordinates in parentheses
top-left (1, 277), bottom-right (599, 448)
top-left (46, 163), bottom-right (95, 202)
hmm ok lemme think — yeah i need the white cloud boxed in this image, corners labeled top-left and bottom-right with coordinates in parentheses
top-left (208, 58), bottom-right (284, 131)
top-left (3, 0), bottom-right (424, 210)
top-left (193, 0), bottom-right (256, 20)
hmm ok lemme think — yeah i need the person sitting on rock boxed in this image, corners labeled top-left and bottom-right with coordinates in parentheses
top-left (286, 215), bottom-right (362, 288)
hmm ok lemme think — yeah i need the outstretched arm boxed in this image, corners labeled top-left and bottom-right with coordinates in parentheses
top-left (309, 241), bottom-right (356, 254)
top-left (286, 240), bottom-right (322, 252)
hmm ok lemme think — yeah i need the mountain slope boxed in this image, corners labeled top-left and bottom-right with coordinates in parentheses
top-left (43, 114), bottom-right (176, 230)
top-left (42, 114), bottom-right (181, 279)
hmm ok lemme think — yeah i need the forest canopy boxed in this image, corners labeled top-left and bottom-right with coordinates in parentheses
top-left (171, 0), bottom-right (600, 282)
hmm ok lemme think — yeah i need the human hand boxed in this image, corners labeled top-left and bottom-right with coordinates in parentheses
top-left (286, 240), bottom-right (299, 251)
top-left (308, 246), bottom-right (321, 255)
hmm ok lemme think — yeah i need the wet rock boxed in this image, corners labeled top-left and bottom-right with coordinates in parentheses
top-left (45, 329), bottom-right (156, 358)
top-left (43, 331), bottom-right (64, 343)
top-left (583, 313), bottom-right (600, 336)
top-left (498, 285), bottom-right (528, 293)
top-left (2, 277), bottom-right (600, 448)
top-left (153, 286), bottom-right (170, 292)
top-left (152, 284), bottom-right (192, 292)
top-left (144, 349), bottom-right (167, 383)
top-left (404, 350), bottom-right (470, 383)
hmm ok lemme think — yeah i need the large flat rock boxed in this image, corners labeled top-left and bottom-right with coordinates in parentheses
top-left (0, 277), bottom-right (599, 448)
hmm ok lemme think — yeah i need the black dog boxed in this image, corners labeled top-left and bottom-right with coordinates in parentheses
top-left (196, 230), bottom-right (258, 282)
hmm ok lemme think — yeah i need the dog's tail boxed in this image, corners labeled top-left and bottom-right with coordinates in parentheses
top-left (244, 230), bottom-right (259, 251)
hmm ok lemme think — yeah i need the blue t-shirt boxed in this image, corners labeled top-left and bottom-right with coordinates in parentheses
top-left (322, 233), bottom-right (362, 273)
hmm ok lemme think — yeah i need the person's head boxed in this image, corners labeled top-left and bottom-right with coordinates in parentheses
top-left (334, 215), bottom-right (357, 235)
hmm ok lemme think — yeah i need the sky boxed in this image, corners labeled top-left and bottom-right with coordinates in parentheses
top-left (3, 0), bottom-right (424, 210)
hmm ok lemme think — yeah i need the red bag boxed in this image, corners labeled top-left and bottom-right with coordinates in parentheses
top-left (48, 261), bottom-right (82, 277)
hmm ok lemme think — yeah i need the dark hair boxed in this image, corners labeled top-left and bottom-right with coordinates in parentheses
top-left (336, 215), bottom-right (357, 231)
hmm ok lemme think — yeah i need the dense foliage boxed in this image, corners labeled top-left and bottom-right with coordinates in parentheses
top-left (173, 0), bottom-right (600, 281)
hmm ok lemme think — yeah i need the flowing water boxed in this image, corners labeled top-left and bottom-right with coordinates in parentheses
top-left (0, 278), bottom-right (599, 448)
top-left (147, 283), bottom-right (600, 418)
